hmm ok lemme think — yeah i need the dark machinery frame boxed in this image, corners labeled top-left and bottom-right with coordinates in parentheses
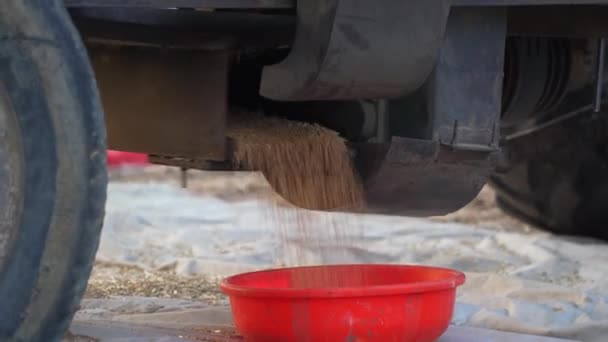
top-left (64, 0), bottom-right (608, 7)
top-left (66, 1), bottom-right (608, 216)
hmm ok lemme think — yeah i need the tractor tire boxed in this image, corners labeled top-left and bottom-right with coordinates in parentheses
top-left (491, 109), bottom-right (608, 240)
top-left (0, 1), bottom-right (107, 341)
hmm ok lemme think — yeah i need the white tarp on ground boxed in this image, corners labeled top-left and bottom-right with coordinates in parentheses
top-left (97, 183), bottom-right (608, 342)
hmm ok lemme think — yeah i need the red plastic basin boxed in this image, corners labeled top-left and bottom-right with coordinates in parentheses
top-left (221, 264), bottom-right (465, 342)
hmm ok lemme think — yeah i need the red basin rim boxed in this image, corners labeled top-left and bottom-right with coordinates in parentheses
top-left (220, 264), bottom-right (466, 299)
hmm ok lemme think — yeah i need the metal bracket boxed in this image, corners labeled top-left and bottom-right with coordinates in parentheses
top-left (353, 137), bottom-right (496, 216)
top-left (594, 38), bottom-right (606, 112)
top-left (356, 7), bottom-right (508, 216)
top-left (429, 7), bottom-right (506, 152)
top-left (260, 0), bottom-right (450, 101)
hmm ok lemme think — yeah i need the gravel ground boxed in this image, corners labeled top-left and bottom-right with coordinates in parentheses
top-left (86, 263), bottom-right (224, 305)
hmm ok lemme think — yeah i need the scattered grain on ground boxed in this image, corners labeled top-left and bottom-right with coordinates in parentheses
top-left (86, 263), bottom-right (225, 305)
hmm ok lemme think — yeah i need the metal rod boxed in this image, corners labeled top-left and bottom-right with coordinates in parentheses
top-left (376, 100), bottom-right (390, 143)
top-left (594, 38), bottom-right (606, 113)
top-left (508, 38), bottom-right (608, 141)
top-left (505, 104), bottom-right (600, 141)
top-left (180, 167), bottom-right (188, 188)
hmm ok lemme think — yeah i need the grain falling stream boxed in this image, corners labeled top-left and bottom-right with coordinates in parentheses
top-left (228, 114), bottom-right (367, 288)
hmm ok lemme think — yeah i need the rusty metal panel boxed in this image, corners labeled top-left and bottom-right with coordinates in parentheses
top-left (89, 47), bottom-right (228, 160)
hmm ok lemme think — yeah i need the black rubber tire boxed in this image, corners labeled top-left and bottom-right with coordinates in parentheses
top-left (0, 1), bottom-right (107, 341)
top-left (491, 110), bottom-right (608, 240)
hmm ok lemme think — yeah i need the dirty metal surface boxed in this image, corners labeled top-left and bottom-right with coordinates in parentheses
top-left (357, 7), bottom-right (506, 216)
top-left (90, 47), bottom-right (228, 160)
top-left (64, 0), bottom-right (608, 8)
top-left (427, 7), bottom-right (505, 152)
top-left (71, 9), bottom-right (295, 50)
top-left (64, 0), bottom-right (294, 8)
top-left (354, 137), bottom-right (496, 217)
top-left (260, 0), bottom-right (450, 100)
top-left (0, 83), bottom-right (22, 273)
top-left (506, 6), bottom-right (608, 38)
